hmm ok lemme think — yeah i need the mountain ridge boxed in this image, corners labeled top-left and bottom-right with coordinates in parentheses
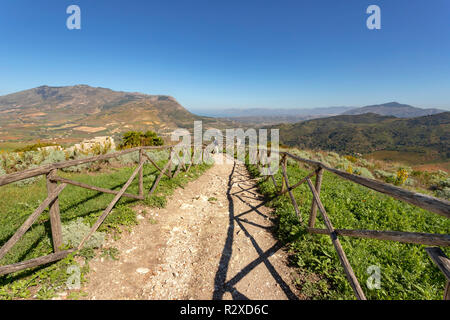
top-left (193, 102), bottom-right (448, 125)
top-left (271, 112), bottom-right (450, 161)
top-left (342, 101), bottom-right (446, 118)
top-left (0, 85), bottom-right (229, 143)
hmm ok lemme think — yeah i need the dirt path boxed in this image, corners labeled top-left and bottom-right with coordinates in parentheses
top-left (82, 154), bottom-right (302, 300)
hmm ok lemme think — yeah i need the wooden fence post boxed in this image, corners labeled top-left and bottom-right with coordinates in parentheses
top-left (139, 148), bottom-right (144, 197)
top-left (445, 281), bottom-right (450, 300)
top-left (281, 156), bottom-right (302, 223)
top-left (46, 169), bottom-right (63, 252)
top-left (309, 167), bottom-right (323, 228)
top-left (425, 247), bottom-right (450, 300)
top-left (306, 177), bottom-right (367, 300)
top-left (168, 147), bottom-right (173, 177)
top-left (280, 155), bottom-right (287, 194)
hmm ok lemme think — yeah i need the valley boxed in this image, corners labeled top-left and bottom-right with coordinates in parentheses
top-left (1, 85), bottom-right (448, 175)
top-left (0, 85), bottom-right (234, 145)
top-left (0, 85), bottom-right (449, 301)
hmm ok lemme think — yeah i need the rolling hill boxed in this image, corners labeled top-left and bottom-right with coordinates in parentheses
top-left (0, 85), bottom-right (230, 143)
top-left (342, 102), bottom-right (446, 118)
top-left (272, 112), bottom-right (450, 162)
top-left (193, 106), bottom-right (354, 125)
top-left (193, 102), bottom-right (448, 125)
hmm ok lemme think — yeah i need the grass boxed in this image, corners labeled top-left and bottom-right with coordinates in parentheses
top-left (0, 143), bottom-right (22, 153)
top-left (246, 160), bottom-right (450, 300)
top-left (0, 158), bottom-right (211, 299)
top-left (101, 247), bottom-right (120, 261)
top-left (366, 150), bottom-right (448, 167)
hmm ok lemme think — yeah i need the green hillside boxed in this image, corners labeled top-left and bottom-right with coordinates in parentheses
top-left (0, 85), bottom-right (233, 144)
top-left (246, 154), bottom-right (450, 300)
top-left (272, 113), bottom-right (450, 161)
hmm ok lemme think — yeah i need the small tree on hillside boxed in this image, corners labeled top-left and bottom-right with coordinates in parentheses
top-left (119, 130), bottom-right (164, 149)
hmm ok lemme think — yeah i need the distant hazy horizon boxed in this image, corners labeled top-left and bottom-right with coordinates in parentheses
top-left (1, 84), bottom-right (450, 114)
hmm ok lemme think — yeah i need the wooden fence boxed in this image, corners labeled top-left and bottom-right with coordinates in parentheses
top-left (0, 144), bottom-right (196, 277)
top-left (1, 142), bottom-right (449, 300)
top-left (255, 149), bottom-right (450, 300)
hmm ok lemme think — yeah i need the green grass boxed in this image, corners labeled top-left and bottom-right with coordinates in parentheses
top-left (0, 159), bottom-right (211, 299)
top-left (0, 142), bottom-right (29, 153)
top-left (246, 161), bottom-right (450, 300)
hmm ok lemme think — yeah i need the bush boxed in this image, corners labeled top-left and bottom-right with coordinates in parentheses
top-left (374, 169), bottom-right (396, 183)
top-left (117, 152), bottom-right (140, 165)
top-left (12, 164), bottom-right (42, 186)
top-left (61, 218), bottom-right (105, 249)
top-left (395, 168), bottom-right (409, 185)
top-left (146, 150), bottom-right (170, 162)
top-left (353, 166), bottom-right (375, 179)
top-left (438, 178), bottom-right (450, 189)
top-left (40, 150), bottom-right (66, 165)
top-left (404, 177), bottom-right (416, 186)
top-left (60, 153), bottom-right (92, 173)
top-left (336, 158), bottom-right (352, 171)
top-left (118, 131), bottom-right (163, 149)
top-left (435, 187), bottom-right (450, 200)
top-left (14, 141), bottom-right (59, 152)
top-left (344, 155), bottom-right (358, 163)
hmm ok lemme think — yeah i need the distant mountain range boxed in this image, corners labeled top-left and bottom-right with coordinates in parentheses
top-left (0, 85), bottom-right (230, 142)
top-left (1, 85), bottom-right (448, 161)
top-left (193, 106), bottom-right (354, 118)
top-left (271, 112), bottom-right (450, 160)
top-left (194, 102), bottom-right (448, 125)
top-left (342, 102), bottom-right (446, 118)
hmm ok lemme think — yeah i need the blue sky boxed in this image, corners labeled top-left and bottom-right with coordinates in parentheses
top-left (0, 0), bottom-right (449, 111)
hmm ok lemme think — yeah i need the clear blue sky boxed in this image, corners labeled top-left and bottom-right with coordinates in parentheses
top-left (0, 0), bottom-right (449, 111)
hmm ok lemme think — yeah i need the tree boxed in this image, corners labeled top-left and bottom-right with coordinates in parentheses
top-left (118, 130), bottom-right (164, 149)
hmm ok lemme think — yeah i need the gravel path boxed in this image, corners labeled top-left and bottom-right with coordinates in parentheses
top-left (82, 154), bottom-right (301, 300)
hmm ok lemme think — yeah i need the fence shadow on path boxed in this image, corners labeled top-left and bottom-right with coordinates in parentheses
top-left (212, 161), bottom-right (299, 300)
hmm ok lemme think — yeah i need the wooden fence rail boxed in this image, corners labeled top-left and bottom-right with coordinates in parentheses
top-left (1, 143), bottom-right (449, 300)
top-left (255, 148), bottom-right (450, 300)
top-left (0, 144), bottom-right (196, 277)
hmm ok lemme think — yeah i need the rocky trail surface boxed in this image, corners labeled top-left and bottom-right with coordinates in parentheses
top-left (81, 154), bottom-right (302, 300)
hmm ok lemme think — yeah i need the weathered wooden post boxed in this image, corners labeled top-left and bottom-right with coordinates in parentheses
top-left (46, 169), bottom-right (63, 252)
top-left (308, 167), bottom-right (323, 228)
top-left (280, 155), bottom-right (287, 194)
top-left (138, 148), bottom-right (144, 198)
top-left (168, 147), bottom-right (173, 178)
top-left (445, 282), bottom-right (450, 300)
top-left (425, 247), bottom-right (450, 300)
top-left (281, 155), bottom-right (302, 223)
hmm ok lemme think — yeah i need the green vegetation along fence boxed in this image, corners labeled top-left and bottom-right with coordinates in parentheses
top-left (1, 141), bottom-right (449, 300)
top-left (0, 144), bottom-right (196, 277)
top-left (253, 149), bottom-right (450, 300)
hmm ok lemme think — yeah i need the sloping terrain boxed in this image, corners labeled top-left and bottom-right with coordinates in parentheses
top-left (342, 102), bottom-right (446, 118)
top-left (272, 112), bottom-right (450, 160)
top-left (0, 85), bottom-right (231, 143)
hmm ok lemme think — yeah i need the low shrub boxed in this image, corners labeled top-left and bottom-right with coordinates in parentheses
top-left (61, 218), bottom-right (105, 249)
top-left (118, 131), bottom-right (163, 149)
top-left (14, 142), bottom-right (59, 153)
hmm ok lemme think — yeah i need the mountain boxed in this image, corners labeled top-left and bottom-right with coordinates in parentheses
top-left (341, 102), bottom-right (446, 118)
top-left (193, 106), bottom-right (354, 118)
top-left (0, 85), bottom-right (229, 143)
top-left (271, 112), bottom-right (450, 160)
top-left (190, 106), bottom-right (356, 126)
